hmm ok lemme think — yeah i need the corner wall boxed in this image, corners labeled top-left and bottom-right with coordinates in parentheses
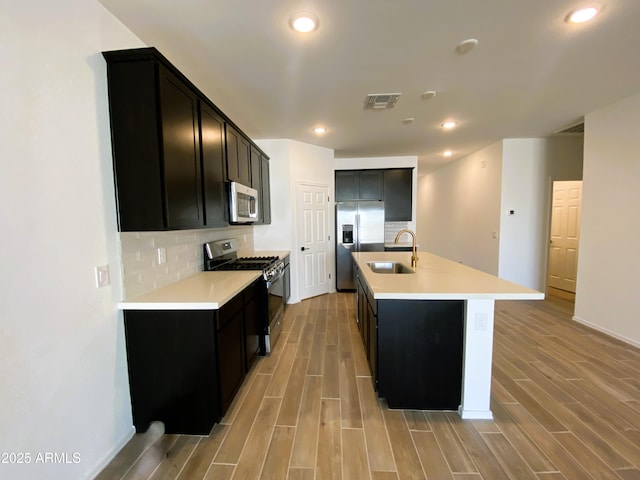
top-left (575, 93), bottom-right (640, 346)
top-left (0, 1), bottom-right (145, 478)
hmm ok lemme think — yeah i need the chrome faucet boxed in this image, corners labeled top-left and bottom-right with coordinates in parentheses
top-left (394, 229), bottom-right (418, 269)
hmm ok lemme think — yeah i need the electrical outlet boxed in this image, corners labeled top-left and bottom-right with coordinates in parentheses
top-left (475, 313), bottom-right (488, 331)
top-left (95, 265), bottom-right (110, 288)
top-left (157, 247), bottom-right (167, 265)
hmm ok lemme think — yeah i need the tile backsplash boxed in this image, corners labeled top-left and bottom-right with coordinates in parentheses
top-left (384, 221), bottom-right (411, 243)
top-left (119, 226), bottom-right (254, 299)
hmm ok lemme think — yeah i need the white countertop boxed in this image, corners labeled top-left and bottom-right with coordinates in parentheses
top-left (118, 271), bottom-right (262, 310)
top-left (119, 249), bottom-right (290, 310)
top-left (353, 251), bottom-right (544, 301)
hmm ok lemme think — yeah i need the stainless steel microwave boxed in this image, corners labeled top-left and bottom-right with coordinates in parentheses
top-left (229, 181), bottom-right (259, 224)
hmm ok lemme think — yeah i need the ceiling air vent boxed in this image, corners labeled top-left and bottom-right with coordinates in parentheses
top-left (364, 93), bottom-right (401, 110)
top-left (555, 121), bottom-right (584, 134)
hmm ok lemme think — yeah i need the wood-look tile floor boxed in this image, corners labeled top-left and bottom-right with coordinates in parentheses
top-left (97, 293), bottom-right (640, 480)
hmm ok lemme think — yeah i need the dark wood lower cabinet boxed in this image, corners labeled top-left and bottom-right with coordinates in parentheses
top-left (123, 279), bottom-right (265, 435)
top-left (123, 310), bottom-right (219, 435)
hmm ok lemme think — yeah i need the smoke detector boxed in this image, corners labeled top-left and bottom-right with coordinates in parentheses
top-left (364, 93), bottom-right (401, 110)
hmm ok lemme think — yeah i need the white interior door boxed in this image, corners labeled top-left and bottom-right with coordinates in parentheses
top-left (296, 183), bottom-right (330, 300)
top-left (548, 180), bottom-right (582, 293)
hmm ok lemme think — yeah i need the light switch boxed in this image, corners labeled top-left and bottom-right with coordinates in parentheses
top-left (95, 265), bottom-right (110, 288)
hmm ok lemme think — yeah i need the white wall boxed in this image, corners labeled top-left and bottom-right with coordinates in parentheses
top-left (417, 142), bottom-right (503, 274)
top-left (255, 139), bottom-right (335, 303)
top-left (417, 137), bottom-right (583, 290)
top-left (0, 1), bottom-right (144, 478)
top-left (499, 139), bottom-right (551, 290)
top-left (498, 137), bottom-right (583, 290)
top-left (575, 92), bottom-right (640, 346)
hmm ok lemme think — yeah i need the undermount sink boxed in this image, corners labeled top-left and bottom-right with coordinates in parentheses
top-left (367, 261), bottom-right (415, 274)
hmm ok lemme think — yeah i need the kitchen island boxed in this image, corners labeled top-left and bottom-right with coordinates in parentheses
top-left (352, 251), bottom-right (543, 420)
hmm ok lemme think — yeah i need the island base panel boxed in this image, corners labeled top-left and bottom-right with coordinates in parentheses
top-left (377, 300), bottom-right (464, 410)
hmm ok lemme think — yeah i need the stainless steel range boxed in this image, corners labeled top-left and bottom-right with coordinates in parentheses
top-left (203, 239), bottom-right (285, 353)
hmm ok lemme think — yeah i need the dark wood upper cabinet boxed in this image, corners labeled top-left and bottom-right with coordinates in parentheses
top-left (335, 171), bottom-right (358, 201)
top-left (249, 146), bottom-right (272, 225)
top-left (260, 155), bottom-right (272, 225)
top-left (383, 168), bottom-right (413, 221)
top-left (200, 102), bottom-right (228, 228)
top-left (358, 170), bottom-right (384, 200)
top-left (103, 47), bottom-right (270, 231)
top-left (335, 170), bottom-right (383, 201)
top-left (225, 124), bottom-right (251, 185)
top-left (335, 168), bottom-right (412, 220)
top-left (103, 51), bottom-right (204, 231)
top-left (157, 66), bottom-right (204, 229)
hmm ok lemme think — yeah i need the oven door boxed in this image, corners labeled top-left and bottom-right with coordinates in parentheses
top-left (265, 272), bottom-right (285, 353)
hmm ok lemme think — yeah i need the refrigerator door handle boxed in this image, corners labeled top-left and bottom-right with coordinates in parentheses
top-left (355, 214), bottom-right (360, 250)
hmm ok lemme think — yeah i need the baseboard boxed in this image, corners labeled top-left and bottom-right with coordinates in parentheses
top-left (573, 315), bottom-right (640, 349)
top-left (84, 425), bottom-right (135, 480)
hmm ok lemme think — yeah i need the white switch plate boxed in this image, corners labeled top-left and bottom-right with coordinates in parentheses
top-left (95, 265), bottom-right (110, 288)
top-left (157, 247), bottom-right (167, 265)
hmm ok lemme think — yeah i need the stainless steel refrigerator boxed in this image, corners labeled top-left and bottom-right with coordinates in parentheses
top-left (336, 201), bottom-right (385, 290)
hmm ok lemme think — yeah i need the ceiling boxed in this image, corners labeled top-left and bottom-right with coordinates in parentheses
top-left (98, 0), bottom-right (640, 174)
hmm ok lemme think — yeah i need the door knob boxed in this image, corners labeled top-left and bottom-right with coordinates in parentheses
top-left (301, 247), bottom-right (309, 251)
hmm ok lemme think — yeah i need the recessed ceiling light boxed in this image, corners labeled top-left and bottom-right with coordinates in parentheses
top-left (456, 38), bottom-right (478, 55)
top-left (443, 150), bottom-right (453, 157)
top-left (565, 6), bottom-right (600, 23)
top-left (290, 12), bottom-right (319, 33)
top-left (313, 127), bottom-right (327, 135)
top-left (441, 120), bottom-right (458, 130)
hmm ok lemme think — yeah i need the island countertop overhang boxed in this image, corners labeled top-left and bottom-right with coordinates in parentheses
top-left (352, 251), bottom-right (544, 301)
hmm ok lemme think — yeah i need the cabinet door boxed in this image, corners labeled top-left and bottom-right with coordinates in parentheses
top-left (283, 260), bottom-right (290, 304)
top-left (356, 276), bottom-right (367, 342)
top-left (124, 310), bottom-right (219, 435)
top-left (260, 155), bottom-right (271, 224)
top-left (200, 102), bottom-right (228, 227)
top-left (217, 296), bottom-right (245, 414)
top-left (158, 66), bottom-right (204, 229)
top-left (225, 125), bottom-right (251, 185)
top-left (249, 146), bottom-right (264, 223)
top-left (367, 298), bottom-right (377, 386)
top-left (358, 170), bottom-right (383, 201)
top-left (383, 168), bottom-right (413, 221)
top-left (250, 146), bottom-right (262, 190)
top-left (335, 171), bottom-right (358, 201)
top-left (243, 279), bottom-right (263, 371)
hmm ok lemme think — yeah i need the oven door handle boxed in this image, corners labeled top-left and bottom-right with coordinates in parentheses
top-left (265, 271), bottom-right (284, 289)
